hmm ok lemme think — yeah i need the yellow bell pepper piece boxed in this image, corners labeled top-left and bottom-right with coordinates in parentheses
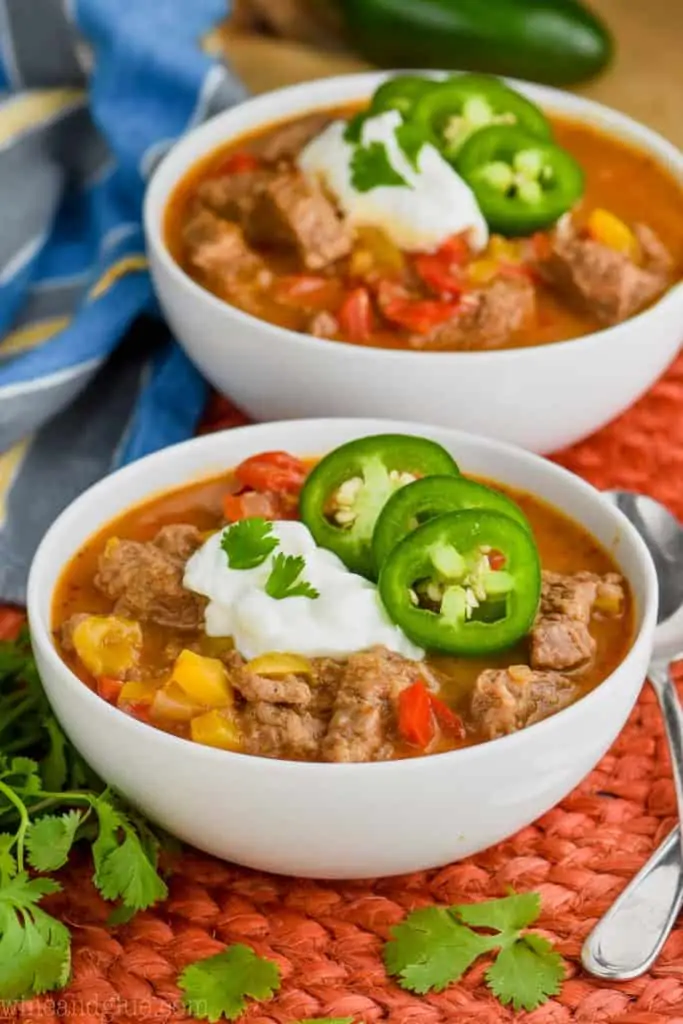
top-left (191, 709), bottom-right (243, 751)
top-left (246, 652), bottom-right (313, 678)
top-left (488, 236), bottom-right (522, 263)
top-left (349, 225), bottom-right (405, 279)
top-left (150, 682), bottom-right (204, 723)
top-left (119, 679), bottom-right (161, 705)
top-left (467, 259), bottom-right (500, 285)
top-left (171, 649), bottom-right (233, 707)
top-left (586, 208), bottom-right (638, 259)
top-left (71, 615), bottom-right (142, 678)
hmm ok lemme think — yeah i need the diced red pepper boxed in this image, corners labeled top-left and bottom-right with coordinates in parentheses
top-left (413, 254), bottom-right (464, 298)
top-left (213, 151), bottom-right (260, 176)
top-left (273, 274), bottom-right (343, 310)
top-left (437, 234), bottom-right (471, 263)
top-left (382, 296), bottom-right (460, 335)
top-left (235, 451), bottom-right (307, 494)
top-left (429, 693), bottom-right (466, 739)
top-left (0, 607), bottom-right (25, 641)
top-left (97, 676), bottom-right (124, 704)
top-left (338, 287), bottom-right (374, 342)
top-left (488, 549), bottom-right (507, 571)
top-left (128, 702), bottom-right (151, 723)
top-left (398, 682), bottom-right (435, 749)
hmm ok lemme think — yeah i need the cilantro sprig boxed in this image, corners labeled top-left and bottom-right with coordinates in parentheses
top-left (265, 553), bottom-right (319, 600)
top-left (350, 141), bottom-right (409, 192)
top-left (179, 944), bottom-right (281, 1022)
top-left (384, 892), bottom-right (564, 1012)
top-left (221, 517), bottom-right (279, 570)
top-left (0, 628), bottom-right (169, 1004)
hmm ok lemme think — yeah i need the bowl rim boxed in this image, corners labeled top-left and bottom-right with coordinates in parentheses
top-left (28, 416), bottom-right (659, 776)
top-left (143, 69), bottom-right (683, 365)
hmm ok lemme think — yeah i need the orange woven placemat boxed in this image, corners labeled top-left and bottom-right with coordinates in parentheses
top-left (11, 353), bottom-right (683, 1024)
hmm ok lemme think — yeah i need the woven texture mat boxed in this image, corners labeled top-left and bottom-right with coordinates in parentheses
top-left (11, 353), bottom-right (683, 1024)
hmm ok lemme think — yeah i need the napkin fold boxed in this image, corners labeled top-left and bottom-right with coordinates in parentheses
top-left (0, 0), bottom-right (246, 604)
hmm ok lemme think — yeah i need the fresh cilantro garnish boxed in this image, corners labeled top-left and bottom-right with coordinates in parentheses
top-left (0, 627), bottom-right (170, 1004)
top-left (265, 553), bottom-right (319, 600)
top-left (350, 142), bottom-right (408, 192)
top-left (343, 112), bottom-right (367, 143)
top-left (179, 944), bottom-right (281, 1022)
top-left (384, 893), bottom-right (564, 1012)
top-left (395, 122), bottom-right (427, 171)
top-left (221, 517), bottom-right (279, 570)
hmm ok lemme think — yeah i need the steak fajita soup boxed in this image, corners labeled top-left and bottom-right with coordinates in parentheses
top-left (53, 435), bottom-right (634, 763)
top-left (165, 74), bottom-right (683, 352)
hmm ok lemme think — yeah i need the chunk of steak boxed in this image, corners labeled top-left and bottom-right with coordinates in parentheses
top-left (308, 309), bottom-right (339, 338)
top-left (413, 277), bottom-right (535, 351)
top-left (197, 168), bottom-right (272, 224)
top-left (183, 207), bottom-right (268, 285)
top-left (242, 703), bottom-right (326, 760)
top-left (224, 651), bottom-right (313, 706)
top-left (531, 570), bottom-right (625, 672)
top-left (256, 112), bottom-right (332, 163)
top-left (537, 218), bottom-right (671, 325)
top-left (471, 665), bottom-right (578, 739)
top-left (95, 535), bottom-right (205, 631)
top-left (322, 647), bottom-right (433, 763)
top-left (153, 524), bottom-right (204, 563)
top-left (247, 168), bottom-right (351, 270)
top-left (530, 617), bottom-right (595, 672)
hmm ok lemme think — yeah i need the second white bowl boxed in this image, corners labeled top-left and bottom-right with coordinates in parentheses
top-left (144, 72), bottom-right (683, 454)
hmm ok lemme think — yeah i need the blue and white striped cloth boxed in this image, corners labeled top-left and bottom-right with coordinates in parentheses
top-left (0, 0), bottom-right (247, 602)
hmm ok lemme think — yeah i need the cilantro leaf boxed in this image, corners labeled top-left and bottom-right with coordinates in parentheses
top-left (350, 142), bottom-right (408, 192)
top-left (0, 874), bottom-right (71, 1002)
top-left (486, 934), bottom-right (564, 1012)
top-left (221, 518), bottom-right (279, 570)
top-left (344, 113), bottom-right (367, 143)
top-left (27, 811), bottom-right (84, 872)
top-left (453, 892), bottom-right (541, 932)
top-left (384, 906), bottom-right (494, 994)
top-left (91, 797), bottom-right (167, 911)
top-left (0, 835), bottom-right (17, 882)
top-left (395, 122), bottom-right (427, 171)
top-left (179, 944), bottom-right (280, 1022)
top-left (265, 554), bottom-right (319, 600)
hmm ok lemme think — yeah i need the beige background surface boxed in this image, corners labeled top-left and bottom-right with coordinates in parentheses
top-left (214, 0), bottom-right (683, 146)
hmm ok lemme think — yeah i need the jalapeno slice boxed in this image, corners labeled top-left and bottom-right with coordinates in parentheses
top-left (299, 435), bottom-right (460, 578)
top-left (379, 509), bottom-right (541, 655)
top-left (370, 75), bottom-right (435, 117)
top-left (456, 124), bottom-right (584, 235)
top-left (373, 475), bottom-right (531, 568)
top-left (412, 74), bottom-right (551, 161)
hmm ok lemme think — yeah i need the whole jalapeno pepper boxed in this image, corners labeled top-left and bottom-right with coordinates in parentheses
top-left (372, 475), bottom-right (531, 569)
top-left (412, 74), bottom-right (551, 160)
top-left (379, 509), bottom-right (541, 655)
top-left (456, 124), bottom-right (584, 235)
top-left (299, 435), bottom-right (459, 578)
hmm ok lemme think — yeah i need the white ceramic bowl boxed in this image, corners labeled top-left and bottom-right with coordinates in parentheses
top-left (144, 72), bottom-right (683, 455)
top-left (28, 419), bottom-right (657, 878)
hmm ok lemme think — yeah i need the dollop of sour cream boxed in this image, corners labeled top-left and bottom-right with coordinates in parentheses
top-left (298, 110), bottom-right (488, 254)
top-left (183, 521), bottom-right (423, 662)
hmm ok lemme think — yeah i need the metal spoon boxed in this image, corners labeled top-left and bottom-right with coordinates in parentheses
top-left (582, 491), bottom-right (683, 980)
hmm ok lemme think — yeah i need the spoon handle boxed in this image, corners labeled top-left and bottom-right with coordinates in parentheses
top-left (582, 661), bottom-right (683, 979)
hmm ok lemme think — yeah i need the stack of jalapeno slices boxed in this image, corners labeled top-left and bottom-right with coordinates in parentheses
top-left (367, 72), bottom-right (585, 236)
top-left (299, 435), bottom-right (542, 656)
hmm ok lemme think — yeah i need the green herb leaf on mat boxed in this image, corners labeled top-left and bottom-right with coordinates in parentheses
top-left (0, 874), bottom-right (71, 1002)
top-left (221, 517), bottom-right (279, 570)
top-left (179, 944), bottom-right (281, 1022)
top-left (27, 810), bottom-right (85, 872)
top-left (384, 893), bottom-right (565, 1011)
top-left (0, 628), bottom-right (170, 1003)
